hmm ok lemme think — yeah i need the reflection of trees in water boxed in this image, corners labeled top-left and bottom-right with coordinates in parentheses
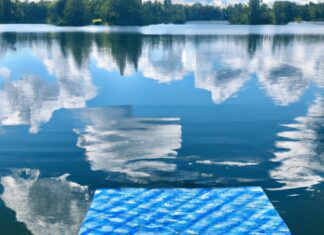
top-left (1, 33), bottom-right (17, 46)
top-left (0, 32), bottom-right (142, 75)
top-left (272, 35), bottom-right (324, 52)
top-left (0, 33), bottom-right (17, 56)
top-left (0, 32), bottom-right (322, 105)
top-left (94, 34), bottom-right (142, 75)
top-left (247, 34), bottom-right (262, 57)
top-left (1, 32), bottom-right (322, 75)
top-left (58, 33), bottom-right (92, 68)
top-left (143, 35), bottom-right (186, 53)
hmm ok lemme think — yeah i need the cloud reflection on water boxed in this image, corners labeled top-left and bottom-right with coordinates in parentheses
top-left (0, 41), bottom-right (97, 133)
top-left (0, 169), bottom-right (90, 235)
top-left (0, 32), bottom-right (323, 188)
top-left (91, 35), bottom-right (323, 105)
top-left (270, 96), bottom-right (324, 190)
top-left (74, 107), bottom-right (182, 183)
top-left (0, 34), bottom-right (322, 134)
top-left (0, 28), bottom-right (322, 235)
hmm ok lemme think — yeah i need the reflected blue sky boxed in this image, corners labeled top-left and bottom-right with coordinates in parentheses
top-left (0, 24), bottom-right (323, 235)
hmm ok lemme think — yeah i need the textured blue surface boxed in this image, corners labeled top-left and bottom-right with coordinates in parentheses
top-left (80, 187), bottom-right (291, 234)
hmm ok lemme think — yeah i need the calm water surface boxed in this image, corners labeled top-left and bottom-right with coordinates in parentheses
top-left (0, 23), bottom-right (323, 235)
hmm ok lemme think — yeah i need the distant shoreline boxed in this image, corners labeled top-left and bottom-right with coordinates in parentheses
top-left (1, 0), bottom-right (323, 26)
top-left (1, 22), bottom-right (323, 35)
top-left (1, 20), bottom-right (323, 28)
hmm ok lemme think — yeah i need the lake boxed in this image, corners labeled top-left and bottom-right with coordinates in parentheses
top-left (0, 22), bottom-right (323, 235)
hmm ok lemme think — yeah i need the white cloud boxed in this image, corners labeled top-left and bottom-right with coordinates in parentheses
top-left (138, 39), bottom-right (189, 83)
top-left (1, 32), bottom-right (322, 137)
top-left (74, 107), bottom-right (182, 183)
top-left (99, 35), bottom-right (322, 105)
top-left (196, 160), bottom-right (259, 166)
top-left (0, 67), bottom-right (10, 80)
top-left (92, 44), bottom-right (136, 77)
top-left (0, 169), bottom-right (90, 235)
top-left (270, 96), bottom-right (324, 190)
top-left (0, 41), bottom-right (97, 134)
top-left (193, 38), bottom-right (250, 103)
top-left (255, 37), bottom-right (323, 106)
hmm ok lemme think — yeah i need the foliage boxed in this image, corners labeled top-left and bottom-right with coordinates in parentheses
top-left (0, 0), bottom-right (14, 23)
top-left (185, 3), bottom-right (222, 21)
top-left (63, 0), bottom-right (91, 26)
top-left (0, 0), bottom-right (323, 26)
top-left (99, 0), bottom-right (143, 25)
top-left (224, 4), bottom-right (249, 24)
top-left (248, 0), bottom-right (273, 24)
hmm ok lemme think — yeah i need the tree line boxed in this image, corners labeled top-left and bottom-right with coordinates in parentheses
top-left (0, 0), bottom-right (323, 26)
top-left (226, 0), bottom-right (324, 24)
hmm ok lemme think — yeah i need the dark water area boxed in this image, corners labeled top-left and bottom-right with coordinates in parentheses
top-left (0, 23), bottom-right (323, 234)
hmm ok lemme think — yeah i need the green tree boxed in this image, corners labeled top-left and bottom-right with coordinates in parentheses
top-left (259, 3), bottom-right (273, 24)
top-left (307, 2), bottom-right (324, 21)
top-left (19, 1), bottom-right (48, 23)
top-left (248, 0), bottom-right (273, 24)
top-left (142, 1), bottom-right (164, 24)
top-left (164, 0), bottom-right (172, 6)
top-left (63, 0), bottom-right (91, 26)
top-left (170, 4), bottom-right (186, 23)
top-left (99, 0), bottom-right (143, 25)
top-left (48, 0), bottom-right (66, 24)
top-left (0, 0), bottom-right (323, 26)
top-left (249, 0), bottom-right (259, 24)
top-left (185, 3), bottom-right (222, 21)
top-left (225, 4), bottom-right (249, 24)
top-left (273, 1), bottom-right (300, 24)
top-left (0, 0), bottom-right (13, 23)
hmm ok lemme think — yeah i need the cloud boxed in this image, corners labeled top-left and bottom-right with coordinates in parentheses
top-left (255, 37), bottom-right (323, 106)
top-left (92, 44), bottom-right (136, 77)
top-left (91, 35), bottom-right (324, 105)
top-left (0, 67), bottom-right (11, 80)
top-left (0, 169), bottom-right (90, 235)
top-left (110, 35), bottom-right (322, 105)
top-left (258, 65), bottom-right (309, 106)
top-left (74, 107), bottom-right (182, 183)
top-left (192, 38), bottom-right (250, 103)
top-left (1, 33), bottom-right (322, 136)
top-left (0, 41), bottom-right (97, 134)
top-left (269, 96), bottom-right (324, 190)
top-left (196, 160), bottom-right (259, 167)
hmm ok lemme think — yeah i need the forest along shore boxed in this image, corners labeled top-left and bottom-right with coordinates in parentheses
top-left (0, 0), bottom-right (323, 26)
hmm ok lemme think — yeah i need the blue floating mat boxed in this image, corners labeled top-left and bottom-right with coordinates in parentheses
top-left (80, 187), bottom-right (291, 234)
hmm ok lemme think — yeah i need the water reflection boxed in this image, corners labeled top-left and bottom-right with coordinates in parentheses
top-left (256, 35), bottom-right (323, 105)
top-left (0, 39), bottom-right (96, 133)
top-left (74, 107), bottom-right (182, 183)
top-left (270, 96), bottom-right (324, 190)
top-left (0, 169), bottom-right (90, 235)
top-left (95, 34), bottom-right (322, 105)
top-left (0, 28), bottom-right (323, 234)
top-left (0, 33), bottom-right (322, 107)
